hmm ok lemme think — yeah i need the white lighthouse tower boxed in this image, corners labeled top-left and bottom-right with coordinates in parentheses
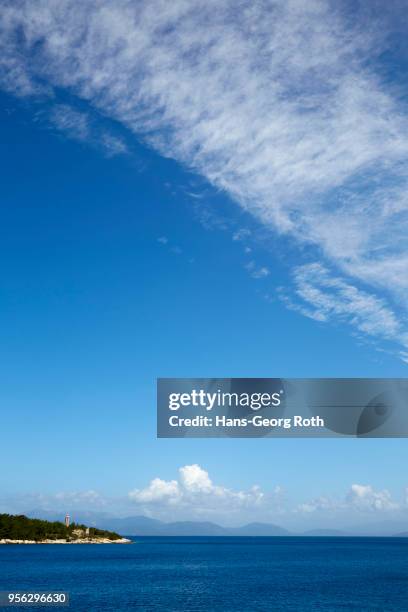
top-left (65, 513), bottom-right (70, 528)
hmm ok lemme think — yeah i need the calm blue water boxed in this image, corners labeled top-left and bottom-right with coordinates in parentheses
top-left (0, 537), bottom-right (407, 611)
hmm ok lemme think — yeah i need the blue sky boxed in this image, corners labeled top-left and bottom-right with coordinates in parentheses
top-left (0, 0), bottom-right (408, 529)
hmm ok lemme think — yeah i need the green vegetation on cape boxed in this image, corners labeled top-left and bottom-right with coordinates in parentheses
top-left (0, 514), bottom-right (122, 542)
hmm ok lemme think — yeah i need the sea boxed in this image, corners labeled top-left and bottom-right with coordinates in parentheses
top-left (0, 537), bottom-right (407, 611)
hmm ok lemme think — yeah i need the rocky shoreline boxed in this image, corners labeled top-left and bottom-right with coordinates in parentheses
top-left (0, 537), bottom-right (132, 544)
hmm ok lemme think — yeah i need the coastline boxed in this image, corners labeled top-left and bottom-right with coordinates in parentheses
top-left (0, 538), bottom-right (132, 545)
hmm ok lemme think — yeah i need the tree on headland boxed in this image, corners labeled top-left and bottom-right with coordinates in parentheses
top-left (0, 514), bottom-right (121, 541)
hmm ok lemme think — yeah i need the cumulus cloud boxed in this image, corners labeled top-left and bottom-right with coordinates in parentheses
top-left (130, 478), bottom-right (180, 504)
top-left (179, 464), bottom-right (213, 493)
top-left (1, 479), bottom-right (407, 525)
top-left (131, 471), bottom-right (406, 522)
top-left (1, 0), bottom-right (408, 351)
top-left (128, 464), bottom-right (265, 517)
top-left (346, 484), bottom-right (399, 512)
top-left (298, 483), bottom-right (400, 514)
top-left (297, 496), bottom-right (336, 514)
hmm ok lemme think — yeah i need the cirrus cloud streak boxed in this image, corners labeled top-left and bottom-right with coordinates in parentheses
top-left (1, 0), bottom-right (408, 353)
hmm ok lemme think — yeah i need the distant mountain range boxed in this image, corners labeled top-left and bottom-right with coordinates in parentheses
top-left (26, 510), bottom-right (408, 537)
top-left (27, 511), bottom-right (290, 536)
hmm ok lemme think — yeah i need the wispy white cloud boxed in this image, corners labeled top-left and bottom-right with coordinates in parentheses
top-left (1, 0), bottom-right (408, 351)
top-left (245, 260), bottom-right (270, 279)
top-left (232, 229), bottom-right (251, 242)
top-left (280, 263), bottom-right (408, 358)
top-left (157, 235), bottom-right (187, 259)
top-left (50, 104), bottom-right (91, 142)
top-left (54, 489), bottom-right (107, 507)
top-left (48, 103), bottom-right (128, 157)
top-left (99, 132), bottom-right (128, 157)
top-left (0, 489), bottom-right (109, 515)
top-left (170, 246), bottom-right (182, 255)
